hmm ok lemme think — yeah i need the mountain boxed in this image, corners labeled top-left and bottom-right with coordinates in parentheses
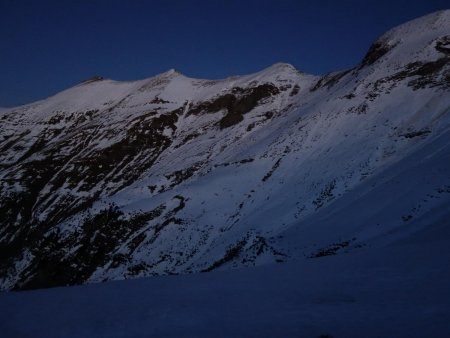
top-left (1, 10), bottom-right (450, 292)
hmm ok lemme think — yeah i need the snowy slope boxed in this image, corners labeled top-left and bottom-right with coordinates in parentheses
top-left (1, 216), bottom-right (449, 338)
top-left (1, 10), bottom-right (450, 291)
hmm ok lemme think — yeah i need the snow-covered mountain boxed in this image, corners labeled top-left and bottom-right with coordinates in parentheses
top-left (1, 10), bottom-right (450, 291)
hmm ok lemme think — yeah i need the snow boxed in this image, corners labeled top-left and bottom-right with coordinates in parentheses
top-left (1, 220), bottom-right (449, 338)
top-left (4, 58), bottom-right (449, 279)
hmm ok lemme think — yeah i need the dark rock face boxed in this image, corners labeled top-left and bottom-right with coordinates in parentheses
top-left (188, 83), bottom-right (280, 129)
top-left (310, 69), bottom-right (353, 92)
top-left (369, 57), bottom-right (450, 95)
top-left (0, 77), bottom-right (288, 290)
top-left (0, 104), bottom-right (187, 289)
top-left (436, 35), bottom-right (450, 55)
top-left (360, 40), bottom-right (394, 67)
top-left (16, 205), bottom-right (166, 290)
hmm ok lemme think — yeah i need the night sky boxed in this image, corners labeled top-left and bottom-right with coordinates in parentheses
top-left (0, 0), bottom-right (448, 107)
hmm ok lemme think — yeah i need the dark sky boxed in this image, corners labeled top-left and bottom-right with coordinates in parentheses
top-left (0, 0), bottom-right (448, 107)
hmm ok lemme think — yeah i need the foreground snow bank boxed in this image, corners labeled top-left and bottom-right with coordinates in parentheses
top-left (1, 219), bottom-right (449, 338)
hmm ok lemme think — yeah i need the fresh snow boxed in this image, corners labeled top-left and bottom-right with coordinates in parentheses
top-left (1, 223), bottom-right (449, 338)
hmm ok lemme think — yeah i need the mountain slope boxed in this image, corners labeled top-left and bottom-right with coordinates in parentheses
top-left (1, 10), bottom-right (450, 291)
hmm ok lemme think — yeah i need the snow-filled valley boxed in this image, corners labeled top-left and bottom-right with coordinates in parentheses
top-left (1, 9), bottom-right (450, 337)
top-left (2, 229), bottom-right (449, 338)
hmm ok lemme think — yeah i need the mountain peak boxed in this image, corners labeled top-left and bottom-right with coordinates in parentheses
top-left (262, 62), bottom-right (301, 74)
top-left (380, 9), bottom-right (450, 41)
top-left (160, 68), bottom-right (183, 77)
top-left (253, 62), bottom-right (313, 80)
top-left (79, 75), bottom-right (105, 85)
top-left (360, 9), bottom-right (450, 68)
top-left (268, 62), bottom-right (297, 70)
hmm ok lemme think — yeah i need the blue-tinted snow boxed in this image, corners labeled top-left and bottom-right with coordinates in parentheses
top-left (1, 220), bottom-right (449, 338)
